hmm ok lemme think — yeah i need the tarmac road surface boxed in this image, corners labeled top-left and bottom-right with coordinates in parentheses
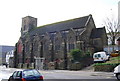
top-left (0, 66), bottom-right (117, 81)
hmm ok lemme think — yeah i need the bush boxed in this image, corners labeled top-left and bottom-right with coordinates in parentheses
top-left (70, 49), bottom-right (83, 62)
top-left (85, 51), bottom-right (91, 56)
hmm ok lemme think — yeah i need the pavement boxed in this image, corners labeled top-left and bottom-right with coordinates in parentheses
top-left (40, 69), bottom-right (114, 78)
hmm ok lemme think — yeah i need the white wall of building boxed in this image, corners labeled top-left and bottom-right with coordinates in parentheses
top-left (6, 50), bottom-right (14, 65)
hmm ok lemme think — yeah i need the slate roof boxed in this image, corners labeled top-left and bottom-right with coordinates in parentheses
top-left (0, 45), bottom-right (14, 58)
top-left (29, 14), bottom-right (92, 36)
top-left (0, 45), bottom-right (15, 52)
top-left (90, 27), bottom-right (106, 39)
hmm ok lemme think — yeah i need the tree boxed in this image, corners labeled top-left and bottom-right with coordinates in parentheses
top-left (104, 17), bottom-right (120, 45)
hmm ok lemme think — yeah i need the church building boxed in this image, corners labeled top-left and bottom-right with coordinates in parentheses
top-left (14, 14), bottom-right (108, 69)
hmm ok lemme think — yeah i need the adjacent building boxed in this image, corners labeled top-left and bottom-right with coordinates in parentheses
top-left (6, 50), bottom-right (14, 67)
top-left (14, 14), bottom-right (108, 69)
top-left (0, 45), bottom-right (14, 65)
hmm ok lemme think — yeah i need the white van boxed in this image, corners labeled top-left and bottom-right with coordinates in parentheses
top-left (93, 52), bottom-right (109, 63)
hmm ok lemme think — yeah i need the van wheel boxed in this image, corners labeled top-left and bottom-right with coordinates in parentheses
top-left (116, 74), bottom-right (120, 80)
top-left (103, 60), bottom-right (106, 63)
top-left (107, 57), bottom-right (110, 61)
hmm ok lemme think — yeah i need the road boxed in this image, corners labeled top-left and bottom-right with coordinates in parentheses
top-left (0, 66), bottom-right (117, 81)
top-left (41, 70), bottom-right (115, 79)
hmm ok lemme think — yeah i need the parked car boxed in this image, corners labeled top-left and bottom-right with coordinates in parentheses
top-left (8, 69), bottom-right (43, 81)
top-left (93, 51), bottom-right (109, 63)
top-left (111, 50), bottom-right (120, 57)
top-left (114, 64), bottom-right (120, 80)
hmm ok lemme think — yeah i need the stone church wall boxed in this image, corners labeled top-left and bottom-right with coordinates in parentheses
top-left (14, 15), bottom-right (107, 69)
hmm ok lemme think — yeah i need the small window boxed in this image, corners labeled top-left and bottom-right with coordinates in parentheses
top-left (24, 25), bottom-right (27, 31)
top-left (94, 54), bottom-right (101, 58)
top-left (69, 44), bottom-right (74, 50)
top-left (12, 71), bottom-right (17, 77)
top-left (16, 71), bottom-right (22, 77)
top-left (55, 45), bottom-right (60, 50)
top-left (51, 32), bottom-right (56, 35)
top-left (64, 30), bottom-right (69, 33)
top-left (97, 54), bottom-right (101, 57)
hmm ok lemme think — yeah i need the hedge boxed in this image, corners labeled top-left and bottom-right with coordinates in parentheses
top-left (94, 63), bottom-right (120, 72)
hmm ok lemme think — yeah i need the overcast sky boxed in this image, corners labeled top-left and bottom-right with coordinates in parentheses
top-left (0, 0), bottom-right (119, 46)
